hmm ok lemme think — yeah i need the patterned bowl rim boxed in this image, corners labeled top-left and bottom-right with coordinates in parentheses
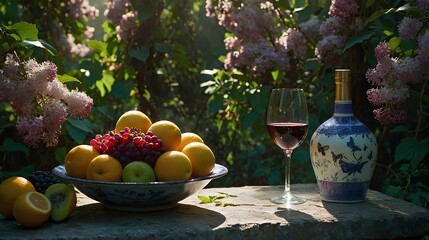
top-left (52, 164), bottom-right (228, 187)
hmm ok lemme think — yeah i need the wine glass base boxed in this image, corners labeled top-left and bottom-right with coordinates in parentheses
top-left (270, 192), bottom-right (306, 205)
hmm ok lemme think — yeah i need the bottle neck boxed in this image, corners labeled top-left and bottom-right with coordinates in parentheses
top-left (334, 69), bottom-right (353, 116)
top-left (335, 80), bottom-right (352, 101)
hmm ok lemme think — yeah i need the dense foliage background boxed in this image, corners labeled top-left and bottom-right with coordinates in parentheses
top-left (0, 0), bottom-right (428, 209)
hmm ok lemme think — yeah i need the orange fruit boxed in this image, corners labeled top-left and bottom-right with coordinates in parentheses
top-left (182, 142), bottom-right (216, 178)
top-left (154, 151), bottom-right (192, 181)
top-left (115, 110), bottom-right (152, 133)
top-left (177, 132), bottom-right (204, 151)
top-left (86, 154), bottom-right (123, 182)
top-left (148, 120), bottom-right (182, 151)
top-left (12, 191), bottom-right (51, 228)
top-left (64, 145), bottom-right (100, 179)
top-left (0, 176), bottom-right (36, 218)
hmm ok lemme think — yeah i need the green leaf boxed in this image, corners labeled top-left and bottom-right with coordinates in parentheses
top-left (95, 80), bottom-right (106, 97)
top-left (396, 3), bottom-right (411, 12)
top-left (394, 137), bottom-right (429, 170)
top-left (130, 45), bottom-right (150, 62)
top-left (367, 8), bottom-right (395, 23)
top-left (20, 40), bottom-right (57, 56)
top-left (240, 109), bottom-right (258, 130)
top-left (39, 39), bottom-right (57, 56)
top-left (201, 69), bottom-right (219, 76)
top-left (291, 0), bottom-right (307, 12)
top-left (200, 80), bottom-right (217, 88)
top-left (388, 37), bottom-right (401, 50)
top-left (57, 74), bottom-right (81, 84)
top-left (80, 60), bottom-right (103, 86)
top-left (248, 88), bottom-right (269, 113)
top-left (208, 95), bottom-right (224, 115)
top-left (6, 21), bottom-right (38, 40)
top-left (154, 43), bottom-right (171, 53)
top-left (390, 125), bottom-right (408, 133)
top-left (385, 185), bottom-right (401, 197)
top-left (55, 147), bottom-right (67, 165)
top-left (365, 0), bottom-right (376, 8)
top-left (102, 71), bottom-right (115, 92)
top-left (87, 40), bottom-right (107, 54)
top-left (198, 195), bottom-right (211, 203)
top-left (344, 30), bottom-right (376, 51)
top-left (112, 79), bottom-right (133, 101)
top-left (66, 123), bottom-right (89, 144)
top-left (173, 44), bottom-right (191, 68)
top-left (1, 138), bottom-right (30, 157)
top-left (67, 118), bottom-right (94, 133)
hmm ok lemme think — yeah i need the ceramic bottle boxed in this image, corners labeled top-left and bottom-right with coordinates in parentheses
top-left (310, 69), bottom-right (377, 202)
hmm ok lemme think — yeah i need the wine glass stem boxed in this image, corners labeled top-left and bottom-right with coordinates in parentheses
top-left (283, 149), bottom-right (292, 197)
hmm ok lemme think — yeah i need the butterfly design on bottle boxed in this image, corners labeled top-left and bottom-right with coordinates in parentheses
top-left (338, 137), bottom-right (369, 180)
top-left (317, 143), bottom-right (329, 156)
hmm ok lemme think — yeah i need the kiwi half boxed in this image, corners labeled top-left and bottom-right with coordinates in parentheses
top-left (45, 183), bottom-right (77, 222)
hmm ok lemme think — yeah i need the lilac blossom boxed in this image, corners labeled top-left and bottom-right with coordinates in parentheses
top-left (328, 0), bottom-right (359, 17)
top-left (300, 17), bottom-right (321, 40)
top-left (398, 17), bottom-right (422, 40)
top-left (67, 0), bottom-right (99, 20)
top-left (104, 0), bottom-right (137, 41)
top-left (417, 0), bottom-right (429, 12)
top-left (206, 0), bottom-right (310, 74)
top-left (0, 55), bottom-right (93, 148)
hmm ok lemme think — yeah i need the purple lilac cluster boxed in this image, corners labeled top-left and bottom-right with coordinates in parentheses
top-left (0, 54), bottom-right (93, 147)
top-left (316, 0), bottom-right (362, 62)
top-left (52, 1), bottom-right (99, 59)
top-left (104, 0), bottom-right (138, 42)
top-left (366, 31), bottom-right (429, 124)
top-left (206, 0), bottom-right (319, 74)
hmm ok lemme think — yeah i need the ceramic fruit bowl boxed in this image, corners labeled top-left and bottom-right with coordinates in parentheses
top-left (52, 164), bottom-right (228, 211)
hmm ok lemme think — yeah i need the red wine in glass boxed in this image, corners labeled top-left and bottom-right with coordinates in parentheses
top-left (267, 123), bottom-right (309, 151)
top-left (266, 88), bottom-right (309, 205)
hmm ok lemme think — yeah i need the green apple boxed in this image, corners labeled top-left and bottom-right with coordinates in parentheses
top-left (122, 161), bottom-right (156, 182)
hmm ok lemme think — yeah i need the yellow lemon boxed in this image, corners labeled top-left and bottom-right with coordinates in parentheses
top-left (154, 151), bottom-right (192, 181)
top-left (86, 154), bottom-right (123, 182)
top-left (182, 142), bottom-right (215, 178)
top-left (148, 120), bottom-right (182, 151)
top-left (115, 110), bottom-right (152, 133)
top-left (0, 176), bottom-right (36, 218)
top-left (12, 191), bottom-right (51, 228)
top-left (177, 132), bottom-right (204, 151)
top-left (64, 145), bottom-right (100, 179)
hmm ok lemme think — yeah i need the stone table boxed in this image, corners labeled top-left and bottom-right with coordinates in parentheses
top-left (1, 184), bottom-right (429, 239)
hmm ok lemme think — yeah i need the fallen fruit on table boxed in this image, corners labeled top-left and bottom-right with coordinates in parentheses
top-left (26, 170), bottom-right (63, 194)
top-left (12, 191), bottom-right (51, 228)
top-left (0, 176), bottom-right (36, 218)
top-left (45, 183), bottom-right (77, 222)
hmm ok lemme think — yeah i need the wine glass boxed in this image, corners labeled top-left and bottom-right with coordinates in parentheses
top-left (266, 88), bottom-right (309, 205)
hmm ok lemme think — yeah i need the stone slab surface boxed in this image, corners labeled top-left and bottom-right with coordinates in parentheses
top-left (1, 184), bottom-right (428, 239)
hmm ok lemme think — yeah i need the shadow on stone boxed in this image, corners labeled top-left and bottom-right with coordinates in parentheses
top-left (275, 207), bottom-right (318, 223)
top-left (72, 201), bottom-right (226, 228)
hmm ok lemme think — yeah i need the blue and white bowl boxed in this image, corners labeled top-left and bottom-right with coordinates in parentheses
top-left (52, 164), bottom-right (228, 211)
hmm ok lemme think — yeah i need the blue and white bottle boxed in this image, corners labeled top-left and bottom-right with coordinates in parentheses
top-left (310, 69), bottom-right (377, 202)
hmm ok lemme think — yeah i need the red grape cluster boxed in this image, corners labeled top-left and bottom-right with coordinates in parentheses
top-left (90, 127), bottom-right (165, 167)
